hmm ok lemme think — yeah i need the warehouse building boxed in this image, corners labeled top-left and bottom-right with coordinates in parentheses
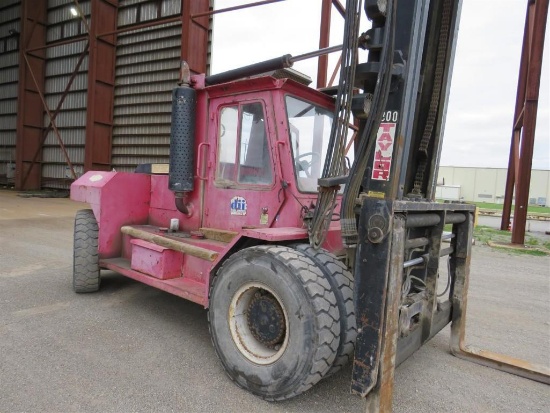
top-left (437, 166), bottom-right (550, 206)
top-left (0, 0), bottom-right (210, 190)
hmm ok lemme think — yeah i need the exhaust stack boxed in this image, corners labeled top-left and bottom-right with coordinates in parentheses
top-left (169, 61), bottom-right (196, 215)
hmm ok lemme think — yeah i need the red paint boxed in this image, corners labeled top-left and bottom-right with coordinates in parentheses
top-left (130, 239), bottom-right (183, 280)
top-left (71, 171), bottom-right (151, 258)
top-left (101, 258), bottom-right (207, 307)
top-left (71, 74), bottom-right (347, 307)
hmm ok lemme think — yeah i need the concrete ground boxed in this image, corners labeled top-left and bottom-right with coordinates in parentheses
top-left (0, 189), bottom-right (548, 413)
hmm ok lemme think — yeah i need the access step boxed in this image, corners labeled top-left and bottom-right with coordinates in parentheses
top-left (121, 226), bottom-right (219, 261)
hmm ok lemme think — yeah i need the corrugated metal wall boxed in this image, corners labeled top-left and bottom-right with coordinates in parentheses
top-left (112, 0), bottom-right (183, 172)
top-left (42, 0), bottom-right (90, 188)
top-left (0, 0), bottom-right (20, 185)
top-left (8, 0), bottom-right (211, 189)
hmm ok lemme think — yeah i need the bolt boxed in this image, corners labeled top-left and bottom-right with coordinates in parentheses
top-left (274, 345), bottom-right (280, 351)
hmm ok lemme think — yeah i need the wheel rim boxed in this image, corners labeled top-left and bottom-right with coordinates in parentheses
top-left (228, 282), bottom-right (289, 365)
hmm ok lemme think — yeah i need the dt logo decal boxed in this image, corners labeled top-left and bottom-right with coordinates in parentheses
top-left (230, 196), bottom-right (247, 216)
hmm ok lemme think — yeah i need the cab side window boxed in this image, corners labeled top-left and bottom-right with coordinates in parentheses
top-left (216, 102), bottom-right (272, 185)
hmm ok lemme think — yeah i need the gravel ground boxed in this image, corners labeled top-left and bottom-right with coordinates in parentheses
top-left (0, 190), bottom-right (548, 412)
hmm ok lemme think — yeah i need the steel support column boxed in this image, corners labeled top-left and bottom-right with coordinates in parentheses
top-left (15, 0), bottom-right (47, 190)
top-left (317, 0), bottom-right (332, 88)
top-left (182, 0), bottom-right (210, 75)
top-left (501, 0), bottom-right (548, 244)
top-left (84, 0), bottom-right (118, 172)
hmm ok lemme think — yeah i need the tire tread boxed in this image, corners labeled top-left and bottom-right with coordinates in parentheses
top-left (290, 244), bottom-right (357, 376)
top-left (208, 245), bottom-right (341, 401)
top-left (73, 209), bottom-right (100, 293)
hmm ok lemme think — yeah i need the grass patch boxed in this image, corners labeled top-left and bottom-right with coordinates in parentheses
top-left (473, 202), bottom-right (550, 214)
top-left (525, 238), bottom-right (539, 246)
top-left (472, 225), bottom-right (549, 256)
top-left (474, 226), bottom-right (512, 245)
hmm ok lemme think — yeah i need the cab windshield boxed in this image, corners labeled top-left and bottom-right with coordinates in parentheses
top-left (285, 95), bottom-right (353, 193)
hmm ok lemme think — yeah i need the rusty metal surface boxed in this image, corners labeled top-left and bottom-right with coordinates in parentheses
top-left (181, 0), bottom-right (209, 81)
top-left (364, 215), bottom-right (406, 413)
top-left (84, 0), bottom-right (117, 172)
top-left (354, 197), bottom-right (478, 410)
top-left (452, 346), bottom-right (550, 384)
top-left (15, 0), bottom-right (47, 190)
top-left (451, 211), bottom-right (550, 385)
top-left (352, 199), bottom-right (394, 397)
top-left (501, 0), bottom-right (549, 243)
top-left (317, 0), bottom-right (331, 88)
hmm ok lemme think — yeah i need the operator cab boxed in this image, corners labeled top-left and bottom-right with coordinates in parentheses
top-left (199, 74), bottom-right (353, 230)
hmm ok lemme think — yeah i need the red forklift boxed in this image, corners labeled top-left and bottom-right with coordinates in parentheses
top-left (71, 0), bottom-right (549, 409)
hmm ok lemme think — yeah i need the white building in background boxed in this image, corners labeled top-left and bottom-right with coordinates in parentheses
top-left (437, 166), bottom-right (550, 206)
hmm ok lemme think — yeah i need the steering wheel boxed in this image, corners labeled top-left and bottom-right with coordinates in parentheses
top-left (295, 152), bottom-right (321, 178)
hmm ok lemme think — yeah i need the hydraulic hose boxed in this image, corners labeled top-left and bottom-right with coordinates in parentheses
top-left (340, 0), bottom-right (397, 248)
top-left (308, 0), bottom-right (363, 249)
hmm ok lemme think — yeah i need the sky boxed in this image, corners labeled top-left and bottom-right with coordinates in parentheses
top-left (211, 0), bottom-right (549, 170)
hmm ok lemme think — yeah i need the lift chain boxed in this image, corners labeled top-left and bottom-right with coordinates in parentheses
top-left (411, 0), bottom-right (452, 196)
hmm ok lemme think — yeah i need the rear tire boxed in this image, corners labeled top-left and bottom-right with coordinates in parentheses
top-left (208, 245), bottom-right (340, 401)
top-left (73, 209), bottom-right (100, 293)
top-left (290, 244), bottom-right (356, 376)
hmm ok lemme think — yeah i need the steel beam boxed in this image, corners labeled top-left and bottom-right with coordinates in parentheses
top-left (84, 0), bottom-right (118, 172)
top-left (317, 0), bottom-right (332, 88)
top-left (26, 35), bottom-right (88, 53)
top-left (332, 0), bottom-right (346, 18)
top-left (15, 0), bottom-right (47, 190)
top-left (190, 0), bottom-right (284, 19)
top-left (97, 15), bottom-right (181, 38)
top-left (182, 0), bottom-right (210, 75)
top-left (501, 0), bottom-right (549, 243)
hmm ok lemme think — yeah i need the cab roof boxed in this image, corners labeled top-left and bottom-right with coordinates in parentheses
top-left (192, 74), bottom-right (335, 108)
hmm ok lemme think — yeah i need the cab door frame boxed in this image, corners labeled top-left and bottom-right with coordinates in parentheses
top-left (201, 91), bottom-right (285, 231)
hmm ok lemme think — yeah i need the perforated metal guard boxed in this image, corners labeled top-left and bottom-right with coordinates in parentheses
top-left (169, 86), bottom-right (196, 192)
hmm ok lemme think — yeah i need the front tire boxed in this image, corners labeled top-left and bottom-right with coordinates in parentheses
top-left (208, 245), bottom-right (340, 401)
top-left (290, 244), bottom-right (357, 376)
top-left (73, 209), bottom-right (100, 293)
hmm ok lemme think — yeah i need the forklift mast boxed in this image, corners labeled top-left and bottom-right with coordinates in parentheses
top-left (336, 0), bottom-right (477, 405)
top-left (353, 0), bottom-right (459, 201)
top-left (346, 2), bottom-right (548, 407)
